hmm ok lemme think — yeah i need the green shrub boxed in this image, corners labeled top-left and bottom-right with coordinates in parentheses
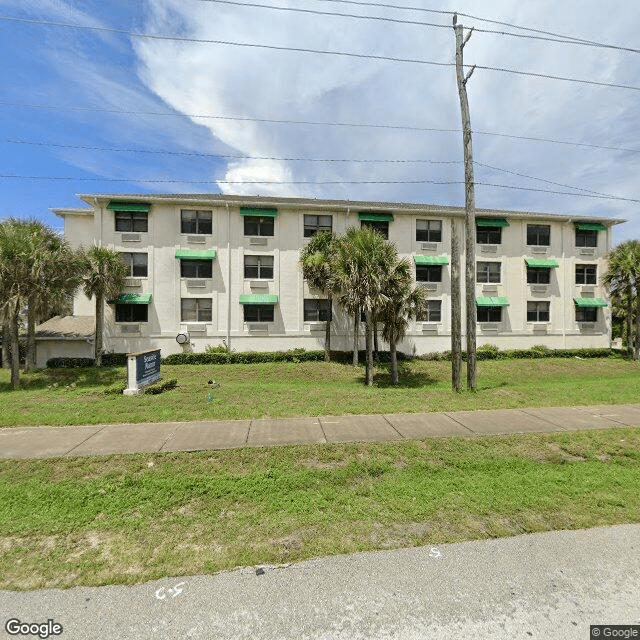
top-left (103, 383), bottom-right (126, 395)
top-left (46, 357), bottom-right (95, 368)
top-left (162, 349), bottom-right (325, 365)
top-left (144, 378), bottom-right (178, 395)
top-left (476, 344), bottom-right (500, 360)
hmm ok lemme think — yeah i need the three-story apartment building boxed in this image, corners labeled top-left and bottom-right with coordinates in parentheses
top-left (41, 193), bottom-right (623, 364)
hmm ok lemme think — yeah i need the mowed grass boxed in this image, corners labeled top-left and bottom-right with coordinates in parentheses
top-left (0, 357), bottom-right (639, 427)
top-left (1, 428), bottom-right (639, 590)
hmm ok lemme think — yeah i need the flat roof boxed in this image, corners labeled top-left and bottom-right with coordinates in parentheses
top-left (49, 193), bottom-right (626, 226)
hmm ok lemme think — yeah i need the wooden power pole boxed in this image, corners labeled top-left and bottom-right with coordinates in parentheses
top-left (450, 217), bottom-right (462, 391)
top-left (453, 14), bottom-right (477, 390)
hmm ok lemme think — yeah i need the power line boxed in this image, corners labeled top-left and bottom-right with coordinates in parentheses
top-left (312, 0), bottom-right (640, 53)
top-left (2, 15), bottom-right (640, 91)
top-left (2, 100), bottom-right (638, 155)
top-left (200, 0), bottom-right (640, 54)
top-left (0, 15), bottom-right (453, 68)
top-left (0, 172), bottom-right (638, 203)
top-left (0, 139), bottom-right (461, 164)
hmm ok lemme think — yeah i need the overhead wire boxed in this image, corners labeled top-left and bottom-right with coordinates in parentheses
top-left (1, 15), bottom-right (639, 91)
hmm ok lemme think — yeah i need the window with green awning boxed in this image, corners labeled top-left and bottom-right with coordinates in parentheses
top-left (525, 258), bottom-right (559, 268)
top-left (358, 213), bottom-right (394, 222)
top-left (413, 256), bottom-right (449, 265)
top-left (175, 250), bottom-right (216, 260)
top-left (574, 298), bottom-right (607, 307)
top-left (107, 201), bottom-right (150, 212)
top-left (476, 296), bottom-right (509, 307)
top-left (575, 223), bottom-right (606, 231)
top-left (239, 207), bottom-right (278, 217)
top-left (110, 294), bottom-right (152, 304)
top-left (476, 218), bottom-right (509, 227)
top-left (239, 294), bottom-right (279, 304)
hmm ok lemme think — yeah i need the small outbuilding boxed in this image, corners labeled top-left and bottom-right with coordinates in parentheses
top-left (35, 316), bottom-right (95, 368)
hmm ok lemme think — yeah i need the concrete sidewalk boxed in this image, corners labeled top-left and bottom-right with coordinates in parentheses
top-left (1, 404), bottom-right (639, 460)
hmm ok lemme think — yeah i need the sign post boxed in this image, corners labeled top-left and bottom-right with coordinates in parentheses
top-left (123, 349), bottom-right (161, 395)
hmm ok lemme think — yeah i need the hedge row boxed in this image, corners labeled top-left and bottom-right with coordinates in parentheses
top-left (419, 346), bottom-right (618, 361)
top-left (162, 349), bottom-right (326, 365)
top-left (46, 353), bottom-right (128, 368)
top-left (47, 346), bottom-right (619, 368)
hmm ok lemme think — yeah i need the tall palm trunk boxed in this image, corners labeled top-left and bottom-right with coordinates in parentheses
top-left (634, 316), bottom-right (640, 361)
top-left (627, 291), bottom-right (634, 354)
top-left (352, 310), bottom-right (359, 367)
top-left (95, 293), bottom-right (104, 366)
top-left (10, 300), bottom-right (20, 389)
top-left (390, 338), bottom-right (398, 385)
top-left (25, 296), bottom-right (37, 371)
top-left (1, 321), bottom-right (9, 369)
top-left (373, 311), bottom-right (379, 362)
top-left (324, 295), bottom-right (332, 362)
top-left (365, 313), bottom-right (374, 386)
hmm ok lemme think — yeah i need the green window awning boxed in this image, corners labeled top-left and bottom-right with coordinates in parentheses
top-left (476, 218), bottom-right (509, 227)
top-left (106, 201), bottom-right (150, 213)
top-left (574, 297), bottom-right (607, 307)
top-left (414, 255), bottom-right (449, 265)
top-left (358, 212), bottom-right (394, 222)
top-left (111, 294), bottom-right (152, 305)
top-left (175, 250), bottom-right (216, 260)
top-left (576, 222), bottom-right (606, 231)
top-left (525, 258), bottom-right (559, 268)
top-left (476, 296), bottom-right (509, 307)
top-left (239, 294), bottom-right (279, 305)
top-left (239, 207), bottom-right (278, 217)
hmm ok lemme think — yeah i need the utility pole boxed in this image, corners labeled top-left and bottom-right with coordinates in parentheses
top-left (450, 217), bottom-right (462, 391)
top-left (453, 14), bottom-right (477, 390)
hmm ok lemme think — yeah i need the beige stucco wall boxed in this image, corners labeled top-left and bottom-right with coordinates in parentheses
top-left (55, 198), bottom-right (615, 357)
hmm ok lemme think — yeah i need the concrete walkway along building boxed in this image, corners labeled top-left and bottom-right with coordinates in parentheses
top-left (40, 194), bottom-right (624, 365)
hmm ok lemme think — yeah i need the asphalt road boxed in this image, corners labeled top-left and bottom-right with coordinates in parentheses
top-left (1, 524), bottom-right (638, 640)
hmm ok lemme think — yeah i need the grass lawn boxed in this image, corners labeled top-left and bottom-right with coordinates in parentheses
top-left (1, 428), bottom-right (639, 590)
top-left (1, 357), bottom-right (639, 427)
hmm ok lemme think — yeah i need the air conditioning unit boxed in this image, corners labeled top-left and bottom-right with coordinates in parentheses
top-left (124, 278), bottom-right (142, 287)
top-left (579, 248), bottom-right (595, 256)
top-left (480, 244), bottom-right (498, 253)
top-left (121, 233), bottom-right (141, 243)
top-left (420, 242), bottom-right (438, 251)
top-left (186, 279), bottom-right (206, 288)
top-left (186, 235), bottom-right (206, 244)
top-left (249, 237), bottom-right (268, 246)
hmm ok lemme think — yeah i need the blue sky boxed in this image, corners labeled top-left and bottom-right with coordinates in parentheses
top-left (1, 0), bottom-right (639, 244)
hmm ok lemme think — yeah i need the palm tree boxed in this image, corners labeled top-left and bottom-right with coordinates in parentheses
top-left (380, 260), bottom-right (427, 385)
top-left (605, 240), bottom-right (640, 359)
top-left (299, 230), bottom-right (337, 362)
top-left (0, 218), bottom-right (81, 387)
top-left (81, 246), bottom-right (129, 366)
top-left (333, 227), bottom-right (397, 385)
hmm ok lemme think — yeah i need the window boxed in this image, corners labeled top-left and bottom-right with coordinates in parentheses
top-left (304, 215), bottom-right (332, 237)
top-left (476, 225), bottom-right (502, 244)
top-left (417, 300), bottom-right (442, 322)
top-left (180, 259), bottom-right (212, 279)
top-left (576, 228), bottom-right (598, 247)
top-left (244, 216), bottom-right (274, 237)
top-left (115, 211), bottom-right (147, 232)
top-left (416, 265), bottom-right (442, 283)
top-left (361, 220), bottom-right (388, 239)
top-left (576, 264), bottom-right (597, 285)
top-left (527, 224), bottom-right (550, 246)
top-left (120, 253), bottom-right (148, 277)
top-left (477, 306), bottom-right (502, 322)
top-left (243, 304), bottom-right (274, 322)
top-left (527, 301), bottom-right (550, 322)
top-left (181, 210), bottom-right (212, 234)
top-left (416, 219), bottom-right (442, 242)
top-left (576, 306), bottom-right (597, 322)
top-left (477, 262), bottom-right (501, 283)
top-left (244, 255), bottom-right (274, 279)
top-left (115, 304), bottom-right (148, 322)
top-left (181, 298), bottom-right (212, 322)
top-left (527, 267), bottom-right (551, 284)
top-left (304, 299), bottom-right (332, 321)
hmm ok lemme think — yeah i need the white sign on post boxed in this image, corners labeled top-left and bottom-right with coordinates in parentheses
top-left (123, 349), bottom-right (161, 396)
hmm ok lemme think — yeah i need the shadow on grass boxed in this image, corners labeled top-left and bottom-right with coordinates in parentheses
top-left (356, 366), bottom-right (439, 389)
top-left (0, 366), bottom-right (124, 392)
